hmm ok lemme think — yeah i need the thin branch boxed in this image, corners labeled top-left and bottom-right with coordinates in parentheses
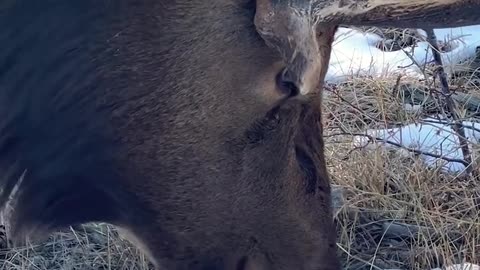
top-left (359, 134), bottom-right (469, 166)
top-left (421, 118), bottom-right (480, 135)
top-left (425, 28), bottom-right (478, 178)
top-left (328, 130), bottom-right (470, 167)
top-left (391, 74), bottom-right (403, 97)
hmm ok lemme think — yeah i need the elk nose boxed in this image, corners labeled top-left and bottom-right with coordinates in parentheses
top-left (276, 68), bottom-right (300, 97)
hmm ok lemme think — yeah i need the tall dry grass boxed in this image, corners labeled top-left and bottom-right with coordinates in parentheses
top-left (324, 72), bottom-right (480, 269)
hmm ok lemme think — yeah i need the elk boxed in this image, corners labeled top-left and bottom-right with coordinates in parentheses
top-left (0, 0), bottom-right (479, 269)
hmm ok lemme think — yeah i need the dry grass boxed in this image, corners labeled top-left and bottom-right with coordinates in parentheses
top-left (323, 72), bottom-right (480, 269)
top-left (0, 28), bottom-right (479, 270)
top-left (0, 224), bottom-right (154, 270)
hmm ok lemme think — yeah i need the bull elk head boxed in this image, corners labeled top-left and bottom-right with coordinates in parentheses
top-left (0, 0), bottom-right (479, 270)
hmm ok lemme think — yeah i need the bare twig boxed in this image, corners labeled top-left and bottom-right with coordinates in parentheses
top-left (355, 133), bottom-right (470, 167)
top-left (400, 45), bottom-right (430, 79)
top-left (421, 118), bottom-right (480, 135)
top-left (391, 74), bottom-right (403, 97)
top-left (327, 128), bottom-right (470, 167)
top-left (425, 28), bottom-right (478, 178)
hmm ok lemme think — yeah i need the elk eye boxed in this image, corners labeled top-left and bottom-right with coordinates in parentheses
top-left (295, 146), bottom-right (317, 195)
top-left (276, 68), bottom-right (299, 97)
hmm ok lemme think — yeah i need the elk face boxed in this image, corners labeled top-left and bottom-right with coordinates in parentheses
top-left (108, 0), bottom-right (480, 267)
top-left (0, 1), bottom-right (341, 269)
top-left (1, 0), bottom-right (480, 270)
top-left (115, 1), bottom-right (341, 269)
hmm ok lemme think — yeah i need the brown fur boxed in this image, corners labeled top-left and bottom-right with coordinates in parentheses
top-left (0, 0), bottom-right (341, 269)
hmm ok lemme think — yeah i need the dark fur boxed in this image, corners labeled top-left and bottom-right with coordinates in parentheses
top-left (0, 0), bottom-right (341, 269)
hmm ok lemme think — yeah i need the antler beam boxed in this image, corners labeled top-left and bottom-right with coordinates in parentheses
top-left (254, 0), bottom-right (480, 96)
top-left (313, 0), bottom-right (480, 28)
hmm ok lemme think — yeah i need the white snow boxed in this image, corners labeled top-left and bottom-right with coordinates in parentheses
top-left (326, 25), bottom-right (480, 83)
top-left (329, 26), bottom-right (480, 269)
top-left (432, 263), bottom-right (480, 270)
top-left (352, 117), bottom-right (480, 173)
top-left (328, 25), bottom-right (480, 173)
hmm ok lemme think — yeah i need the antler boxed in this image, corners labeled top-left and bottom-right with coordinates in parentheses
top-left (313, 0), bottom-right (480, 28)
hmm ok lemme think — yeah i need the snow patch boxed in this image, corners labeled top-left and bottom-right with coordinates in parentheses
top-left (352, 117), bottom-right (480, 173)
top-left (326, 25), bottom-right (480, 83)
